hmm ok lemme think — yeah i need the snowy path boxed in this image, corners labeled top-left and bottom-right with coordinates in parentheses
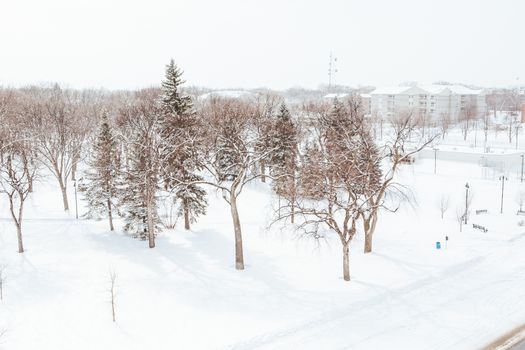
top-left (224, 236), bottom-right (525, 350)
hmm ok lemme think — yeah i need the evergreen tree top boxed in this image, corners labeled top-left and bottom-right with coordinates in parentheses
top-left (277, 102), bottom-right (291, 121)
top-left (330, 98), bottom-right (345, 117)
top-left (161, 59), bottom-right (192, 114)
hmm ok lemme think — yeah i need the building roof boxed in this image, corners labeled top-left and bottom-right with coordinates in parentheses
top-left (371, 84), bottom-right (484, 96)
top-left (198, 90), bottom-right (253, 100)
top-left (323, 93), bottom-right (349, 99)
top-left (370, 86), bottom-right (411, 95)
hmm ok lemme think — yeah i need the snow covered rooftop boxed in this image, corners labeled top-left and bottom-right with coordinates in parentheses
top-left (371, 84), bottom-right (484, 96)
top-left (198, 90), bottom-right (254, 100)
top-left (420, 84), bottom-right (484, 95)
top-left (323, 93), bottom-right (349, 99)
top-left (370, 86), bottom-right (410, 95)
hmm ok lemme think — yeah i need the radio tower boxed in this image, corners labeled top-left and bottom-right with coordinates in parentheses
top-left (328, 52), bottom-right (338, 90)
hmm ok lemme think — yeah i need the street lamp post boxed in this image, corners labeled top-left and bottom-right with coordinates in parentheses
top-left (516, 125), bottom-right (521, 149)
top-left (464, 183), bottom-right (469, 225)
top-left (499, 176), bottom-right (507, 214)
top-left (520, 154), bottom-right (523, 182)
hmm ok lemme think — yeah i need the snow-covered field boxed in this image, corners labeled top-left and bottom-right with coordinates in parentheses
top-left (1, 131), bottom-right (525, 349)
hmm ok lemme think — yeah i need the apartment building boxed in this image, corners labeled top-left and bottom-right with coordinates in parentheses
top-left (368, 85), bottom-right (486, 121)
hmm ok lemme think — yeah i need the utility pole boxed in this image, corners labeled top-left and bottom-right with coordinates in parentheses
top-left (499, 176), bottom-right (507, 214)
top-left (328, 52), bottom-right (338, 90)
top-left (464, 183), bottom-right (469, 225)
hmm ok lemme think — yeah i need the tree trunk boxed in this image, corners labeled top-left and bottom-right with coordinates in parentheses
top-left (8, 195), bottom-right (24, 253)
top-left (16, 224), bottom-right (24, 253)
top-left (363, 213), bottom-right (377, 254)
top-left (147, 199), bottom-right (155, 248)
top-left (17, 201), bottom-right (24, 253)
top-left (111, 294), bottom-right (116, 322)
top-left (183, 199), bottom-right (190, 230)
top-left (23, 156), bottom-right (33, 193)
top-left (290, 180), bottom-right (296, 224)
top-left (342, 243), bottom-right (350, 281)
top-left (230, 194), bottom-right (244, 270)
top-left (364, 231), bottom-right (373, 254)
top-left (107, 199), bottom-right (114, 231)
top-left (58, 177), bottom-right (69, 211)
top-left (290, 200), bottom-right (295, 224)
top-left (260, 161), bottom-right (266, 183)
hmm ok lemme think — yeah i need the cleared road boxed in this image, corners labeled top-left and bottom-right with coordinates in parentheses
top-left (513, 340), bottom-right (525, 350)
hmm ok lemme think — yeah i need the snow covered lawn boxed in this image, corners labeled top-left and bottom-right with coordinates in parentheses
top-left (1, 158), bottom-right (524, 349)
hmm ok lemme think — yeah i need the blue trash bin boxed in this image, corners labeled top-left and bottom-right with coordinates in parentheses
top-left (436, 242), bottom-right (441, 249)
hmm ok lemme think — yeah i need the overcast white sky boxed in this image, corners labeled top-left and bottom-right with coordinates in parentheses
top-left (1, 0), bottom-right (523, 90)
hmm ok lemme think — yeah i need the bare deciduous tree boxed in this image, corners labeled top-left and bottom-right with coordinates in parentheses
top-left (158, 194), bottom-right (179, 229)
top-left (516, 190), bottom-right (525, 212)
top-left (439, 194), bottom-right (450, 219)
top-left (459, 100), bottom-right (477, 141)
top-left (438, 112), bottom-right (452, 139)
top-left (25, 86), bottom-right (87, 211)
top-left (456, 207), bottom-right (464, 232)
top-left (276, 97), bottom-right (382, 281)
top-left (360, 109), bottom-right (438, 253)
top-left (0, 118), bottom-right (38, 253)
top-left (481, 108), bottom-right (491, 150)
top-left (108, 269), bottom-right (117, 322)
top-left (189, 97), bottom-right (279, 270)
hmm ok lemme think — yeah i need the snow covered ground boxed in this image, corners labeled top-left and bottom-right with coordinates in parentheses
top-left (1, 132), bottom-right (525, 349)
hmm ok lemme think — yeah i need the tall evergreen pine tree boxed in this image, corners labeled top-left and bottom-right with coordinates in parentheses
top-left (268, 103), bottom-right (298, 222)
top-left (214, 124), bottom-right (242, 181)
top-left (160, 60), bottom-right (207, 230)
top-left (80, 114), bottom-right (120, 231)
top-left (268, 103), bottom-right (297, 180)
top-left (121, 127), bottom-right (161, 240)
